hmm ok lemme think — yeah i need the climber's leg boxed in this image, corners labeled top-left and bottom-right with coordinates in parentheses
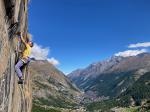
top-left (27, 57), bottom-right (31, 63)
top-left (15, 60), bottom-right (24, 78)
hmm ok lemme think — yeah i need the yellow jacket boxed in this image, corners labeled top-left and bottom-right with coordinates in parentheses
top-left (22, 44), bottom-right (31, 58)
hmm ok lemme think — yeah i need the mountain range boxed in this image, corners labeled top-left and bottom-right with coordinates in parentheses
top-left (68, 53), bottom-right (150, 111)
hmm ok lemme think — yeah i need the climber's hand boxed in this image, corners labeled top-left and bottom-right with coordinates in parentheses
top-left (15, 49), bottom-right (22, 53)
top-left (16, 32), bottom-right (21, 36)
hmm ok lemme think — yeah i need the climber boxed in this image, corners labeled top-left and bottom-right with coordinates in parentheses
top-left (15, 32), bottom-right (34, 84)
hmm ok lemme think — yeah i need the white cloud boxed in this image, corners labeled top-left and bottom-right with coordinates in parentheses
top-left (115, 49), bottom-right (148, 57)
top-left (47, 57), bottom-right (60, 66)
top-left (31, 43), bottom-right (60, 66)
top-left (128, 42), bottom-right (150, 48)
top-left (31, 43), bottom-right (49, 60)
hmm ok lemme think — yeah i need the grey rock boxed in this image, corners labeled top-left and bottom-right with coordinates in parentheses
top-left (0, 0), bottom-right (32, 112)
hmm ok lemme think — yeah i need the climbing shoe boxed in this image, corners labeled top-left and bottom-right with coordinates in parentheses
top-left (18, 78), bottom-right (23, 84)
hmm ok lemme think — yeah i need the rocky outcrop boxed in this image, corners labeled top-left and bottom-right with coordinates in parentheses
top-left (0, 0), bottom-right (32, 112)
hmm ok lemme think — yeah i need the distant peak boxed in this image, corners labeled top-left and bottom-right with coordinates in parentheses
top-left (114, 49), bottom-right (148, 57)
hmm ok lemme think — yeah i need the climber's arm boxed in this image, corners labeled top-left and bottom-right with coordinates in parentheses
top-left (20, 33), bottom-right (28, 47)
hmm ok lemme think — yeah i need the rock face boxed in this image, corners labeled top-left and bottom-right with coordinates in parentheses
top-left (0, 0), bottom-right (32, 112)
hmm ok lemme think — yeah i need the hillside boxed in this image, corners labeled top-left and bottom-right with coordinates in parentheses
top-left (86, 71), bottom-right (150, 112)
top-left (68, 53), bottom-right (150, 111)
top-left (30, 60), bottom-right (85, 112)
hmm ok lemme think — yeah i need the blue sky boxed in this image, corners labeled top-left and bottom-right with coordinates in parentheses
top-left (28, 0), bottom-right (150, 74)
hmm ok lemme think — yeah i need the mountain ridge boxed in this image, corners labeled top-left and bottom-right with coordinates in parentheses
top-left (68, 53), bottom-right (150, 98)
top-left (68, 52), bottom-right (150, 77)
